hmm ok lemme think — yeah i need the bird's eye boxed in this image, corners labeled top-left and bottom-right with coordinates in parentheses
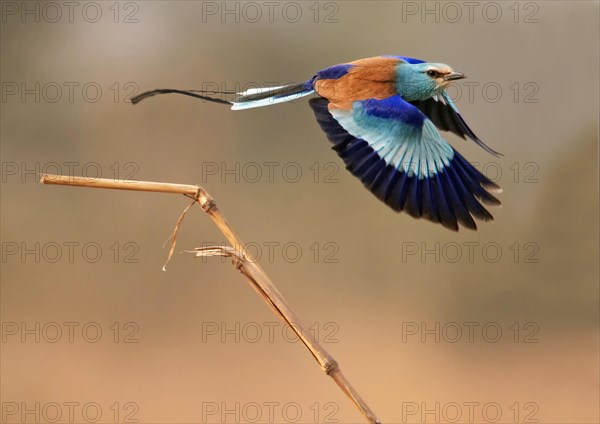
top-left (426, 70), bottom-right (439, 78)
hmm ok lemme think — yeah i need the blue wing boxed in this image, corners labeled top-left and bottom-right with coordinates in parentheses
top-left (410, 92), bottom-right (503, 157)
top-left (309, 95), bottom-right (501, 231)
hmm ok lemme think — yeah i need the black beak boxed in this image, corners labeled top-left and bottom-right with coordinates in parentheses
top-left (444, 71), bottom-right (466, 81)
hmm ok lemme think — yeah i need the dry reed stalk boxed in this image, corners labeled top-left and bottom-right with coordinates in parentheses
top-left (40, 173), bottom-right (381, 424)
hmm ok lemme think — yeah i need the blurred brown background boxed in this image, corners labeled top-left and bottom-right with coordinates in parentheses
top-left (1, 1), bottom-right (598, 423)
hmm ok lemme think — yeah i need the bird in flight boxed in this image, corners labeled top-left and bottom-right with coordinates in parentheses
top-left (131, 55), bottom-right (502, 231)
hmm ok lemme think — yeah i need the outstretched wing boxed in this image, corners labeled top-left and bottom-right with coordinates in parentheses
top-left (309, 95), bottom-right (501, 231)
top-left (410, 91), bottom-right (502, 157)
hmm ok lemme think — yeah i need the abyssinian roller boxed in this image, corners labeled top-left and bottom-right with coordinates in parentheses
top-left (131, 55), bottom-right (502, 231)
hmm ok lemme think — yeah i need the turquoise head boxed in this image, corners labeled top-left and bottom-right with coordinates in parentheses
top-left (395, 62), bottom-right (465, 101)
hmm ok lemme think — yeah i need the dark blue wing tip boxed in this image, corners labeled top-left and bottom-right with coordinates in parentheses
top-left (454, 109), bottom-right (503, 157)
top-left (411, 96), bottom-right (504, 158)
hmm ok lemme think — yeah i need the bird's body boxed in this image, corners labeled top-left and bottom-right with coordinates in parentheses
top-left (132, 55), bottom-right (502, 231)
